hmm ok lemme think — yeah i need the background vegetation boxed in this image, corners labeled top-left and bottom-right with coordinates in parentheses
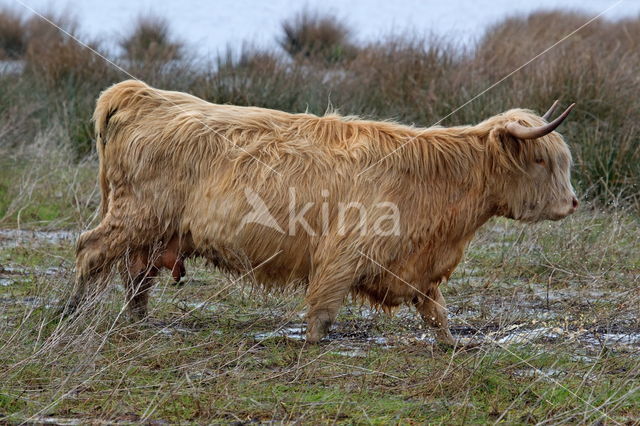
top-left (0, 7), bottom-right (638, 220)
top-left (0, 7), bottom-right (638, 424)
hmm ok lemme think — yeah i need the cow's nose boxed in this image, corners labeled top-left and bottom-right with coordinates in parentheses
top-left (572, 197), bottom-right (579, 209)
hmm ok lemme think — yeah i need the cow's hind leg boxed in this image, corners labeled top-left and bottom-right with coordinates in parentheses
top-left (120, 248), bottom-right (159, 320)
top-left (414, 283), bottom-right (455, 346)
top-left (69, 218), bottom-right (132, 312)
top-left (70, 210), bottom-right (159, 314)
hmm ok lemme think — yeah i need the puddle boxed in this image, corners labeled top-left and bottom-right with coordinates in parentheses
top-left (0, 278), bottom-right (15, 286)
top-left (494, 327), bottom-right (561, 344)
top-left (29, 417), bottom-right (84, 425)
top-left (254, 324), bottom-right (306, 341)
top-left (159, 326), bottom-right (195, 336)
top-left (331, 348), bottom-right (368, 358)
top-left (249, 317), bottom-right (640, 355)
top-left (43, 266), bottom-right (65, 276)
top-left (513, 368), bottom-right (565, 380)
top-left (0, 265), bottom-right (27, 274)
top-left (0, 60), bottom-right (25, 75)
top-left (26, 416), bottom-right (169, 425)
top-left (368, 336), bottom-right (392, 345)
top-left (582, 332), bottom-right (640, 349)
top-left (0, 296), bottom-right (59, 309)
top-left (0, 264), bottom-right (66, 287)
top-left (0, 229), bottom-right (75, 248)
top-left (183, 301), bottom-right (220, 312)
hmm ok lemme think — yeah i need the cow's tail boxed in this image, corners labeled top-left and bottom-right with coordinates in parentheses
top-left (93, 92), bottom-right (112, 218)
top-left (93, 80), bottom-right (149, 218)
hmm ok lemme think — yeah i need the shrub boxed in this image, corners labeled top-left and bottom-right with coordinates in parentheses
top-left (198, 47), bottom-right (316, 112)
top-left (0, 8), bottom-right (26, 59)
top-left (120, 15), bottom-right (182, 62)
top-left (279, 10), bottom-right (357, 64)
top-left (0, 9), bottom-right (637, 208)
top-left (339, 37), bottom-right (464, 123)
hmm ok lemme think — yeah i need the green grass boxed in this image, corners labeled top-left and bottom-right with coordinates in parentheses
top-left (0, 152), bottom-right (98, 229)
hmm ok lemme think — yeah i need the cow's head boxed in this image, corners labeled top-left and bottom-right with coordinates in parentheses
top-left (487, 102), bottom-right (578, 222)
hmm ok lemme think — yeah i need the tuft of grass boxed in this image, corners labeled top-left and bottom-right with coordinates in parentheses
top-left (120, 15), bottom-right (182, 62)
top-left (0, 7), bottom-right (26, 60)
top-left (278, 9), bottom-right (357, 64)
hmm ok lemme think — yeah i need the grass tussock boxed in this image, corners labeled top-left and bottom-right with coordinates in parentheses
top-left (121, 15), bottom-right (183, 62)
top-left (0, 7), bottom-right (26, 60)
top-left (279, 9), bottom-right (357, 64)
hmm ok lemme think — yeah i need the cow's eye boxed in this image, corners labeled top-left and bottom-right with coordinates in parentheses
top-left (535, 158), bottom-right (545, 165)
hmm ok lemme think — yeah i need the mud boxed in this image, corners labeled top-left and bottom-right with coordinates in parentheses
top-left (0, 229), bottom-right (75, 249)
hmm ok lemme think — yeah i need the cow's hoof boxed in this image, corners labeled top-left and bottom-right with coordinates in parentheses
top-left (435, 340), bottom-right (456, 351)
top-left (435, 331), bottom-right (457, 349)
top-left (55, 297), bottom-right (81, 318)
top-left (306, 312), bottom-right (332, 343)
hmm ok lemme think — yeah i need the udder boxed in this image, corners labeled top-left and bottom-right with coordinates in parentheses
top-left (156, 235), bottom-right (186, 283)
top-left (125, 235), bottom-right (189, 284)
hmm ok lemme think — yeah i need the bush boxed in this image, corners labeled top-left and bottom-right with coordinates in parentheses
top-left (0, 8), bottom-right (26, 59)
top-left (196, 47), bottom-right (316, 112)
top-left (338, 37), bottom-right (463, 123)
top-left (120, 15), bottom-right (182, 62)
top-left (279, 10), bottom-right (356, 64)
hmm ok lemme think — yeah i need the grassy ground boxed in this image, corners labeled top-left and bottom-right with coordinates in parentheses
top-left (0, 189), bottom-right (638, 423)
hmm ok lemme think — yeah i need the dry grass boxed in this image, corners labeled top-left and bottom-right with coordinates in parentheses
top-left (0, 9), bottom-right (638, 205)
top-left (0, 201), bottom-right (638, 423)
top-left (24, 25), bottom-right (108, 89)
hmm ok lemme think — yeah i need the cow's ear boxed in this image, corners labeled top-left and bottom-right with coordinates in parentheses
top-left (498, 127), bottom-right (524, 157)
top-left (487, 128), bottom-right (523, 173)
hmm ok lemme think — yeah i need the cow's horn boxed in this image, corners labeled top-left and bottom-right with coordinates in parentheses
top-left (506, 103), bottom-right (575, 140)
top-left (542, 100), bottom-right (559, 121)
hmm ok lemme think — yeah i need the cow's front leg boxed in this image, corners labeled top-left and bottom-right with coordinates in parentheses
top-left (304, 261), bottom-right (354, 343)
top-left (415, 282), bottom-right (455, 346)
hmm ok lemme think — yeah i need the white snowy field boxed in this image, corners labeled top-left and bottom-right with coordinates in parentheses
top-left (2, 0), bottom-right (639, 56)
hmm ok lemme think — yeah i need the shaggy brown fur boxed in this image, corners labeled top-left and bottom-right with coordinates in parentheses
top-left (71, 80), bottom-right (577, 344)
